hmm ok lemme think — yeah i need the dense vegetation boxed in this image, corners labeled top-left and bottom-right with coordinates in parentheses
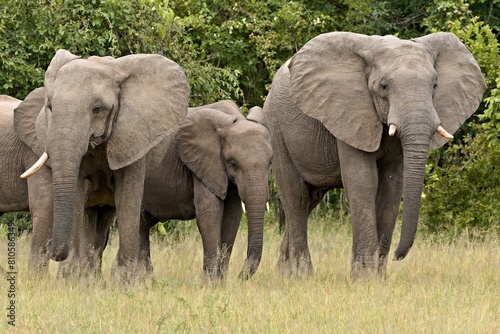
top-left (1, 0), bottom-right (499, 235)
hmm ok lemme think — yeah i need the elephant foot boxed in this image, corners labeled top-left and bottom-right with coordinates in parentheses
top-left (111, 256), bottom-right (151, 284)
top-left (276, 253), bottom-right (313, 278)
top-left (238, 257), bottom-right (260, 280)
top-left (351, 254), bottom-right (385, 281)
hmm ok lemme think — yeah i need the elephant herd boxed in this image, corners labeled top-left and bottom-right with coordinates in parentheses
top-left (0, 31), bottom-right (486, 282)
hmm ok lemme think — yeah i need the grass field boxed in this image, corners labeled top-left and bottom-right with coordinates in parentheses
top-left (1, 216), bottom-right (499, 333)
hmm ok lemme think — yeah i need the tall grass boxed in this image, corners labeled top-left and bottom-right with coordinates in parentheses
top-left (1, 217), bottom-right (499, 333)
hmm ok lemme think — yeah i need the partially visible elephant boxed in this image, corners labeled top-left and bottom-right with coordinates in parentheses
top-left (1, 91), bottom-right (117, 277)
top-left (263, 32), bottom-right (487, 278)
top-left (85, 101), bottom-right (273, 280)
top-left (0, 92), bottom-right (53, 273)
top-left (14, 50), bottom-right (190, 280)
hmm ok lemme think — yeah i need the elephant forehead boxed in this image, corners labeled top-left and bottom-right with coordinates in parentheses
top-left (56, 60), bottom-right (112, 85)
top-left (375, 40), bottom-right (432, 60)
top-left (227, 123), bottom-right (271, 144)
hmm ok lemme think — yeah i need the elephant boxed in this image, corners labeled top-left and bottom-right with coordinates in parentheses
top-left (262, 32), bottom-right (487, 278)
top-left (142, 101), bottom-right (272, 279)
top-left (0, 92), bottom-right (53, 273)
top-left (1, 90), bottom-right (119, 277)
top-left (75, 101), bottom-right (273, 280)
top-left (14, 49), bottom-right (190, 280)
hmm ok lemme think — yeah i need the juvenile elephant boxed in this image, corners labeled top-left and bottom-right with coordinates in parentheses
top-left (263, 32), bottom-right (486, 278)
top-left (15, 50), bottom-right (190, 280)
top-left (0, 92), bottom-right (53, 273)
top-left (141, 101), bottom-right (272, 279)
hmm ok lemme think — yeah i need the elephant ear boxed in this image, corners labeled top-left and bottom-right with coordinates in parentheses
top-left (176, 108), bottom-right (238, 200)
top-left (289, 32), bottom-right (383, 152)
top-left (45, 49), bottom-right (80, 96)
top-left (414, 32), bottom-right (487, 150)
top-left (14, 87), bottom-right (47, 157)
top-left (107, 54), bottom-right (190, 170)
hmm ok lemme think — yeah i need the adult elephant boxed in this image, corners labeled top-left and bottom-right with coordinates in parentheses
top-left (0, 92), bottom-right (53, 273)
top-left (15, 50), bottom-right (190, 280)
top-left (263, 32), bottom-right (487, 278)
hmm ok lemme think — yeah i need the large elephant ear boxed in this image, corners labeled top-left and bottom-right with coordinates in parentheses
top-left (289, 32), bottom-right (383, 152)
top-left (176, 108), bottom-right (237, 199)
top-left (414, 32), bottom-right (487, 150)
top-left (107, 54), bottom-right (190, 170)
top-left (45, 49), bottom-right (80, 96)
top-left (14, 87), bottom-right (47, 157)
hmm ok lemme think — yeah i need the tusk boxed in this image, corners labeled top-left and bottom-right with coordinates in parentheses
top-left (437, 125), bottom-right (453, 139)
top-left (266, 202), bottom-right (270, 212)
top-left (21, 152), bottom-right (49, 179)
top-left (241, 201), bottom-right (246, 214)
top-left (388, 124), bottom-right (397, 136)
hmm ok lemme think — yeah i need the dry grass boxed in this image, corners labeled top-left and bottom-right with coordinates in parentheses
top-left (1, 218), bottom-right (499, 333)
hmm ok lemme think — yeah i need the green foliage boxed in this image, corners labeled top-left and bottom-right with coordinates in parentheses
top-left (0, 212), bottom-right (32, 238)
top-left (422, 122), bottom-right (500, 236)
top-left (0, 0), bottom-right (242, 105)
top-left (153, 220), bottom-right (197, 241)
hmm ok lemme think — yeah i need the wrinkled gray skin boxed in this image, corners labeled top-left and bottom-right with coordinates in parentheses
top-left (0, 94), bottom-right (53, 273)
top-left (80, 101), bottom-right (273, 280)
top-left (263, 32), bottom-right (486, 278)
top-left (14, 50), bottom-right (190, 280)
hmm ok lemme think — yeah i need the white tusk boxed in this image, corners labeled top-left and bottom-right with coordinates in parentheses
top-left (388, 124), bottom-right (397, 136)
top-left (266, 202), bottom-right (270, 212)
top-left (241, 201), bottom-right (246, 214)
top-left (437, 125), bottom-right (454, 139)
top-left (21, 152), bottom-right (49, 179)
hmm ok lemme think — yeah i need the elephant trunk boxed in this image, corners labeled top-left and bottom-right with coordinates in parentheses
top-left (239, 188), bottom-right (268, 280)
top-left (393, 114), bottom-right (433, 260)
top-left (49, 120), bottom-right (90, 261)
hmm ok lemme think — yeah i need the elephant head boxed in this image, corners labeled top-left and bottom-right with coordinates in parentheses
top-left (287, 32), bottom-right (486, 260)
top-left (15, 49), bottom-right (190, 261)
top-left (176, 101), bottom-right (273, 278)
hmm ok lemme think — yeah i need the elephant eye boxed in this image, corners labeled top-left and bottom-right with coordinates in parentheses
top-left (379, 81), bottom-right (388, 91)
top-left (228, 160), bottom-right (238, 170)
top-left (92, 103), bottom-right (103, 113)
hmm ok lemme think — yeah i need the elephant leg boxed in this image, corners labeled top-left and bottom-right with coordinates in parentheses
top-left (27, 167), bottom-right (53, 275)
top-left (375, 160), bottom-right (403, 276)
top-left (112, 157), bottom-right (146, 282)
top-left (139, 212), bottom-right (154, 274)
top-left (193, 176), bottom-right (224, 280)
top-left (219, 183), bottom-right (242, 278)
top-left (274, 163), bottom-right (312, 276)
top-left (96, 206), bottom-right (114, 260)
top-left (337, 140), bottom-right (379, 278)
top-left (269, 123), bottom-right (313, 276)
top-left (88, 205), bottom-right (114, 275)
